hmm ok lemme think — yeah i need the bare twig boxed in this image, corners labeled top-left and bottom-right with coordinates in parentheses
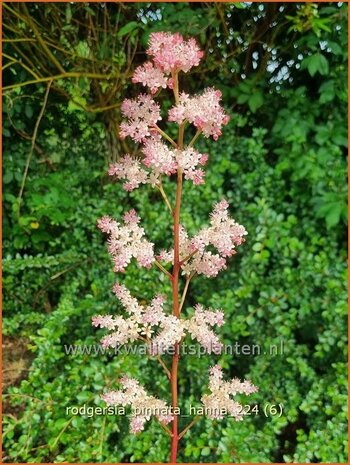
top-left (17, 80), bottom-right (53, 215)
top-left (21, 3), bottom-right (65, 73)
top-left (3, 72), bottom-right (115, 91)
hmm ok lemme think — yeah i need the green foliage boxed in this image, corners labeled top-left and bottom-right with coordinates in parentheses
top-left (2, 2), bottom-right (347, 463)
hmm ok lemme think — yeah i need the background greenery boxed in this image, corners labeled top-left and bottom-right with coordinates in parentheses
top-left (2, 2), bottom-right (348, 463)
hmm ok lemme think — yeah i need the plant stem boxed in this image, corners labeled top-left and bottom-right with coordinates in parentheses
top-left (179, 249), bottom-right (198, 266)
top-left (172, 72), bottom-right (180, 105)
top-left (159, 420), bottom-right (173, 437)
top-left (157, 182), bottom-right (173, 214)
top-left (170, 341), bottom-right (179, 462)
top-left (155, 355), bottom-right (171, 380)
top-left (170, 167), bottom-right (183, 462)
top-left (21, 3), bottom-right (66, 74)
top-left (3, 52), bottom-right (40, 79)
top-left (189, 129), bottom-right (202, 147)
top-left (170, 70), bottom-right (183, 463)
top-left (154, 260), bottom-right (173, 280)
top-left (178, 416), bottom-right (201, 440)
top-left (154, 125), bottom-right (177, 148)
top-left (179, 275), bottom-right (191, 314)
top-left (2, 72), bottom-right (116, 91)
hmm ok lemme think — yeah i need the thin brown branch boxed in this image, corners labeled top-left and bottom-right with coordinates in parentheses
top-left (155, 355), bottom-right (171, 380)
top-left (21, 3), bottom-right (65, 73)
top-left (17, 80), bottom-right (53, 214)
top-left (3, 72), bottom-right (115, 92)
top-left (178, 416), bottom-right (201, 440)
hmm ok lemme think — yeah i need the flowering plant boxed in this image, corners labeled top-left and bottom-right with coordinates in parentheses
top-left (93, 31), bottom-right (258, 462)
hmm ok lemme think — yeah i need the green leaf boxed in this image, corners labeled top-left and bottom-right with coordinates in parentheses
top-left (25, 104), bottom-right (33, 118)
top-left (76, 41), bottom-right (90, 59)
top-left (201, 447), bottom-right (211, 456)
top-left (319, 80), bottom-right (335, 104)
top-left (325, 203), bottom-right (342, 228)
top-left (307, 53), bottom-right (329, 77)
top-left (68, 96), bottom-right (87, 112)
top-left (327, 40), bottom-right (343, 56)
top-left (3, 171), bottom-right (13, 184)
top-left (237, 93), bottom-right (249, 104)
top-left (117, 22), bottom-right (139, 38)
top-left (65, 4), bottom-right (72, 23)
top-left (248, 92), bottom-right (264, 113)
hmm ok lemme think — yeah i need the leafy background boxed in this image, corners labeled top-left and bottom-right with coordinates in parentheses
top-left (2, 2), bottom-right (348, 463)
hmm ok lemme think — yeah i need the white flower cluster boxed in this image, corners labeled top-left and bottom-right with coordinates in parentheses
top-left (157, 200), bottom-right (247, 277)
top-left (102, 376), bottom-right (173, 433)
top-left (201, 365), bottom-right (258, 420)
top-left (97, 209), bottom-right (155, 272)
top-left (92, 284), bottom-right (225, 355)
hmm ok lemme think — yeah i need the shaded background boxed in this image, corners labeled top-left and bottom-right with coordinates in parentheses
top-left (2, 2), bottom-right (348, 463)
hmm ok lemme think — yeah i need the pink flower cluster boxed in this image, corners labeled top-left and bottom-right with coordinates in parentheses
top-left (158, 200), bottom-right (247, 277)
top-left (132, 32), bottom-right (203, 95)
top-left (148, 32), bottom-right (204, 74)
top-left (109, 142), bottom-right (209, 190)
top-left (102, 376), bottom-right (173, 433)
top-left (97, 209), bottom-right (155, 272)
top-left (108, 155), bottom-right (148, 191)
top-left (95, 30), bottom-right (258, 443)
top-left (142, 139), bottom-right (177, 176)
top-left (201, 365), bottom-right (258, 420)
top-left (177, 148), bottom-right (208, 184)
top-left (168, 88), bottom-right (230, 140)
top-left (119, 94), bottom-right (161, 143)
top-left (132, 62), bottom-right (169, 94)
top-left (192, 199), bottom-right (247, 257)
top-left (115, 32), bottom-right (229, 195)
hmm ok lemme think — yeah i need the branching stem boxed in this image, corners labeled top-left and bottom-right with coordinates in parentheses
top-left (178, 416), bottom-right (201, 440)
top-left (179, 272), bottom-right (196, 314)
top-left (157, 182), bottom-right (173, 214)
top-left (154, 260), bottom-right (173, 280)
top-left (189, 129), bottom-right (202, 147)
top-left (179, 249), bottom-right (198, 266)
top-left (154, 125), bottom-right (177, 148)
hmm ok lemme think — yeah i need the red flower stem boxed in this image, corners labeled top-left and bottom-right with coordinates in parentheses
top-left (170, 71), bottom-right (183, 463)
top-left (170, 167), bottom-right (183, 463)
top-left (170, 342), bottom-right (179, 462)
